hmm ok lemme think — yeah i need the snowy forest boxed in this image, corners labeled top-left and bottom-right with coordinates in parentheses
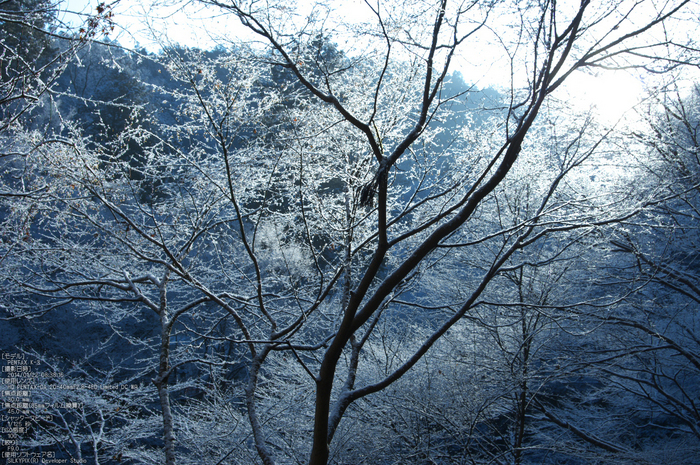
top-left (2, 0), bottom-right (700, 464)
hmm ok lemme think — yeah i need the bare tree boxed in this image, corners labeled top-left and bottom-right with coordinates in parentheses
top-left (2, 1), bottom-right (700, 464)
top-left (588, 84), bottom-right (700, 458)
top-left (0, 0), bottom-right (115, 133)
top-left (194, 2), bottom-right (697, 464)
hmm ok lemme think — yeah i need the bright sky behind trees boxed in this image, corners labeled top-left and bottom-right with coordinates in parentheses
top-left (63, 0), bottom-right (653, 124)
